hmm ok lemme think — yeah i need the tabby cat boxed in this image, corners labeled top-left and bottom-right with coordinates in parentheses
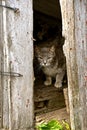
top-left (35, 37), bottom-right (66, 88)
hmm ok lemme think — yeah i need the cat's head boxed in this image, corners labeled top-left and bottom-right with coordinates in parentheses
top-left (35, 45), bottom-right (56, 67)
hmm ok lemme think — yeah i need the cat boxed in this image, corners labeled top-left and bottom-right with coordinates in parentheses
top-left (35, 36), bottom-right (66, 88)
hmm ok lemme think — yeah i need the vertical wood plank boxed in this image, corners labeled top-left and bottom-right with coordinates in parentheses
top-left (1, 0), bottom-right (34, 130)
top-left (0, 1), bottom-right (3, 128)
top-left (1, 0), bottom-right (10, 129)
top-left (74, 0), bottom-right (87, 129)
top-left (7, 0), bottom-right (34, 129)
top-left (60, 0), bottom-right (87, 130)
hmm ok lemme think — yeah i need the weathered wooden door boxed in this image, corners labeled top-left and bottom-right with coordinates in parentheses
top-left (0, 1), bottom-right (3, 128)
top-left (60, 0), bottom-right (87, 130)
top-left (0, 0), bottom-right (34, 130)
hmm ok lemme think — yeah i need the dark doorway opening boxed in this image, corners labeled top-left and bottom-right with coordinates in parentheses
top-left (33, 0), bottom-right (69, 124)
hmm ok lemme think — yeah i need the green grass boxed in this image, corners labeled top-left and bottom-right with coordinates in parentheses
top-left (36, 120), bottom-right (70, 130)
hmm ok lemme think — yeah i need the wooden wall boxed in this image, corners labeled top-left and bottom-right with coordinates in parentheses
top-left (60, 0), bottom-right (87, 130)
top-left (0, 1), bottom-right (3, 128)
top-left (0, 0), bottom-right (34, 130)
top-left (75, 0), bottom-right (87, 129)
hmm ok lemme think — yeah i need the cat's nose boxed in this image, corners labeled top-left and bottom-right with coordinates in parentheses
top-left (43, 60), bottom-right (46, 64)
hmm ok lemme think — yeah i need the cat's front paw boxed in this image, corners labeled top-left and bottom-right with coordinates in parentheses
top-left (54, 82), bottom-right (62, 88)
top-left (44, 81), bottom-right (52, 86)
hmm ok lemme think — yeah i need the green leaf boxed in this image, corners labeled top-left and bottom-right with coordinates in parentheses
top-left (47, 120), bottom-right (63, 130)
top-left (37, 120), bottom-right (63, 130)
top-left (37, 123), bottom-right (49, 130)
top-left (36, 119), bottom-right (70, 130)
top-left (62, 120), bottom-right (70, 130)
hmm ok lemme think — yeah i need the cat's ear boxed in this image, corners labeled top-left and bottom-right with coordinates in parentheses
top-left (50, 45), bottom-right (55, 52)
top-left (34, 46), bottom-right (40, 57)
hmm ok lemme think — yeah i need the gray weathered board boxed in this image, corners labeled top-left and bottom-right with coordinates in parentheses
top-left (0, 0), bottom-right (3, 128)
top-left (0, 0), bottom-right (34, 130)
top-left (60, 0), bottom-right (87, 130)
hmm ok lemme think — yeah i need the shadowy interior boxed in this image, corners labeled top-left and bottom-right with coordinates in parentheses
top-left (33, 0), bottom-right (69, 124)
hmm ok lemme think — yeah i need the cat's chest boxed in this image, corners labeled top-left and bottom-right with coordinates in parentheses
top-left (42, 66), bottom-right (58, 77)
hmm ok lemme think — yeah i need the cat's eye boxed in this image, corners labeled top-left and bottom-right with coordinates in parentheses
top-left (38, 57), bottom-right (42, 60)
top-left (48, 57), bottom-right (52, 60)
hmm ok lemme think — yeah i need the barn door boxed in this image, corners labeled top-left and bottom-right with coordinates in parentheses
top-left (0, 0), bottom-right (3, 128)
top-left (60, 0), bottom-right (87, 130)
top-left (0, 0), bottom-right (34, 130)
